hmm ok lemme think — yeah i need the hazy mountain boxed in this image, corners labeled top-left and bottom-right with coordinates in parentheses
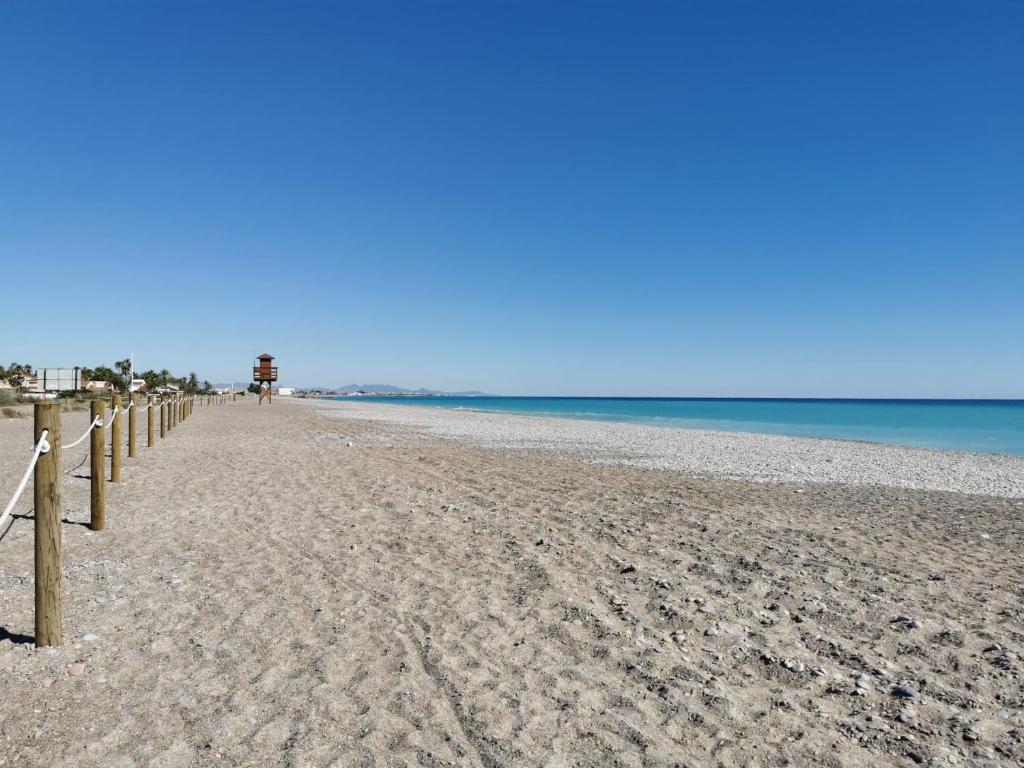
top-left (334, 384), bottom-right (491, 396)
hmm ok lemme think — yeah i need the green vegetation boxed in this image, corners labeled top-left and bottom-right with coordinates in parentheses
top-left (1, 360), bottom-right (218, 399)
top-left (0, 362), bottom-right (33, 390)
top-left (79, 365), bottom-right (127, 390)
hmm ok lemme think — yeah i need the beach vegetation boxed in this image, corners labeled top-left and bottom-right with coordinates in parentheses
top-left (0, 362), bottom-right (33, 390)
top-left (80, 365), bottom-right (127, 391)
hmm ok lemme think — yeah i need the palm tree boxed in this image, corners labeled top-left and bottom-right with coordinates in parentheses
top-left (159, 369), bottom-right (171, 385)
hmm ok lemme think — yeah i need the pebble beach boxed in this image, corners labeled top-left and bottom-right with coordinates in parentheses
top-left (326, 399), bottom-right (1024, 498)
top-left (1, 397), bottom-right (1022, 767)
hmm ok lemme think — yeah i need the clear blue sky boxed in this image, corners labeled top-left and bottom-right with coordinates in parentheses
top-left (2, 1), bottom-right (1021, 397)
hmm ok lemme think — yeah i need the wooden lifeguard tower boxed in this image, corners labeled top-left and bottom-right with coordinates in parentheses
top-left (253, 353), bottom-right (278, 405)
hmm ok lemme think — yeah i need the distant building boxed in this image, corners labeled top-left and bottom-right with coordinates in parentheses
top-left (129, 379), bottom-right (147, 393)
top-left (85, 381), bottom-right (115, 394)
top-left (154, 383), bottom-right (180, 394)
top-left (277, 387), bottom-right (295, 396)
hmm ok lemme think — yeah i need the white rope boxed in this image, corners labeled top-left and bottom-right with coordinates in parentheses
top-left (64, 415), bottom-right (101, 449)
top-left (103, 406), bottom-right (119, 430)
top-left (0, 430), bottom-right (50, 532)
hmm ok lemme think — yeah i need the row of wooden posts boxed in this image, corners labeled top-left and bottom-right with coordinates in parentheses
top-left (30, 391), bottom-right (236, 646)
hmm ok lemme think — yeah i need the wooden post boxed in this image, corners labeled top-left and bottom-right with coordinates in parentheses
top-left (232, 391), bottom-right (236, 403)
top-left (128, 393), bottom-right (138, 458)
top-left (111, 393), bottom-right (122, 483)
top-left (34, 403), bottom-right (62, 646)
top-left (160, 398), bottom-right (166, 437)
top-left (147, 396), bottom-right (155, 446)
top-left (171, 396), bottom-right (177, 428)
top-left (90, 400), bottom-right (105, 531)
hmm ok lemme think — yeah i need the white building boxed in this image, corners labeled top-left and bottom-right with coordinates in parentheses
top-left (277, 387), bottom-right (295, 396)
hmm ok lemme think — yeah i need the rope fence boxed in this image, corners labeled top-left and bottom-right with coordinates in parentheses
top-left (0, 429), bottom-right (50, 534)
top-left (63, 415), bottom-right (101, 449)
top-left (0, 391), bottom-right (237, 646)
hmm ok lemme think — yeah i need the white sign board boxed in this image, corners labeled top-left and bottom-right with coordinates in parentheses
top-left (38, 368), bottom-right (81, 392)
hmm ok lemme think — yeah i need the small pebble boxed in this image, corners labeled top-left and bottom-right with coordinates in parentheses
top-left (66, 663), bottom-right (86, 677)
top-left (892, 685), bottom-right (921, 699)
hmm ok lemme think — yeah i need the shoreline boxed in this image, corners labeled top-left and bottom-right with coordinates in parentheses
top-left (317, 394), bottom-right (1024, 457)
top-left (309, 398), bottom-right (1024, 498)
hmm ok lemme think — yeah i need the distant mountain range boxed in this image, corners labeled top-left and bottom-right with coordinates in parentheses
top-left (333, 384), bottom-right (492, 396)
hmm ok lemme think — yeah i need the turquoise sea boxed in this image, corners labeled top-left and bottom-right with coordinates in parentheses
top-left (334, 396), bottom-right (1024, 456)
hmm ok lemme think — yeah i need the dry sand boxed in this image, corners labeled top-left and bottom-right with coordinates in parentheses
top-left (1, 398), bottom-right (1022, 767)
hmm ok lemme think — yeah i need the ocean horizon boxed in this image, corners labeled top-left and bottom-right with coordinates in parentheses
top-left (332, 396), bottom-right (1024, 456)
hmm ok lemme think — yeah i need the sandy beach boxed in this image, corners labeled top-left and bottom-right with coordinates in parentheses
top-left (1, 398), bottom-right (1023, 767)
